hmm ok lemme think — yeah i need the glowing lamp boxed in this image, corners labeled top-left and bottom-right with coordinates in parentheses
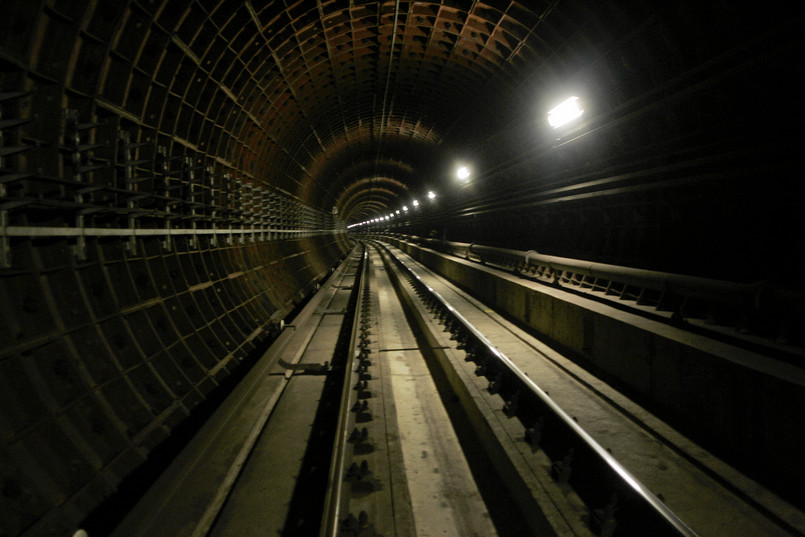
top-left (548, 96), bottom-right (583, 128)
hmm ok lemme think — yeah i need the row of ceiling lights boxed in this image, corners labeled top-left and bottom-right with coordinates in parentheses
top-left (347, 96), bottom-right (584, 229)
top-left (346, 188), bottom-right (439, 228)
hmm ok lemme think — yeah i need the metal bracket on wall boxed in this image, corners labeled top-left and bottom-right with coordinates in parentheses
top-left (0, 104), bottom-right (340, 268)
top-left (63, 109), bottom-right (106, 184)
top-left (119, 130), bottom-right (154, 255)
top-left (63, 109), bottom-right (106, 262)
top-left (185, 156), bottom-right (199, 249)
top-left (1, 91), bottom-right (33, 268)
top-left (72, 210), bottom-right (88, 262)
top-left (0, 208), bottom-right (9, 268)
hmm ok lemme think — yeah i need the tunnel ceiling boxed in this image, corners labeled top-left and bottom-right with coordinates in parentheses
top-left (1, 0), bottom-right (639, 223)
top-left (171, 0), bottom-right (573, 223)
top-left (1, 0), bottom-right (800, 273)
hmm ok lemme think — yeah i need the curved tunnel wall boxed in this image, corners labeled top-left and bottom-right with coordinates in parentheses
top-left (1, 0), bottom-right (803, 535)
top-left (0, 233), bottom-right (350, 536)
top-left (0, 2), bottom-right (360, 533)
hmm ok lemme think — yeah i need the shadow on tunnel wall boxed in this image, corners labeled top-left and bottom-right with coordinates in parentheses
top-left (0, 233), bottom-right (351, 536)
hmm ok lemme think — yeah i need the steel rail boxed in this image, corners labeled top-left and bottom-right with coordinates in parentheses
top-left (382, 242), bottom-right (699, 536)
top-left (319, 244), bottom-right (369, 537)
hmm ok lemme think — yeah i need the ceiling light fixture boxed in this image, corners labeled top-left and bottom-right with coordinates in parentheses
top-left (548, 96), bottom-right (584, 128)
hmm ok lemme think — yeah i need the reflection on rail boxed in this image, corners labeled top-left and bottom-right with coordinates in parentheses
top-left (379, 240), bottom-right (699, 537)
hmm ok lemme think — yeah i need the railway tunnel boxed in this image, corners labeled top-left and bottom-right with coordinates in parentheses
top-left (1, 1), bottom-right (804, 536)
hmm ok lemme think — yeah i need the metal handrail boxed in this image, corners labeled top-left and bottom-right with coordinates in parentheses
top-left (413, 237), bottom-right (745, 300)
top-left (395, 235), bottom-right (804, 349)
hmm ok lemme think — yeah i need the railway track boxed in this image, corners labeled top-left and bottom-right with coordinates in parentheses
top-left (108, 241), bottom-right (803, 537)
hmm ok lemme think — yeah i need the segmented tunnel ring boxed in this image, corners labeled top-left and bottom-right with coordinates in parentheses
top-left (1, 1), bottom-right (802, 536)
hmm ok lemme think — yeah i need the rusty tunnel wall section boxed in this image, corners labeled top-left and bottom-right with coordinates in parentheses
top-left (0, 5), bottom-right (357, 530)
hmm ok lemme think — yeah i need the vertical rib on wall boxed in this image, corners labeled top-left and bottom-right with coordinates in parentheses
top-left (0, 232), bottom-right (351, 536)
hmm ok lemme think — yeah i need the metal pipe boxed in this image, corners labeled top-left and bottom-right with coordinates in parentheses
top-left (1, 225), bottom-right (338, 237)
top-left (433, 239), bottom-right (802, 308)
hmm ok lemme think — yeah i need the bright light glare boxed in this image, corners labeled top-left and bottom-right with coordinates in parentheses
top-left (427, 191), bottom-right (436, 199)
top-left (402, 205), bottom-right (408, 212)
top-left (395, 210), bottom-right (400, 214)
top-left (548, 96), bottom-right (583, 128)
top-left (456, 166), bottom-right (470, 180)
top-left (412, 199), bottom-right (419, 207)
